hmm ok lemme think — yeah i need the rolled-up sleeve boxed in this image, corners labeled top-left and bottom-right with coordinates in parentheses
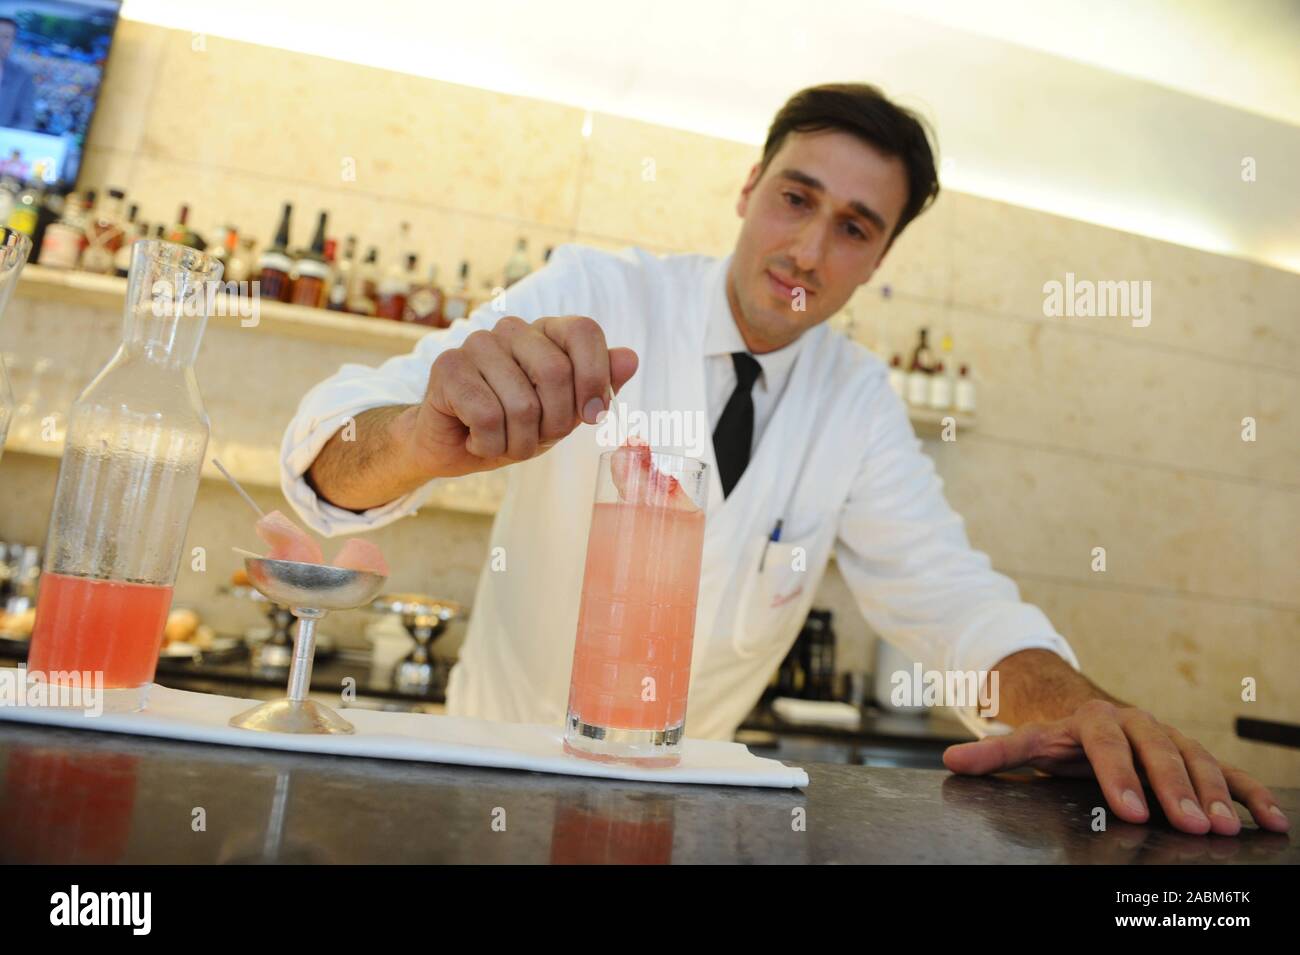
top-left (280, 244), bottom-right (604, 537)
top-left (833, 377), bottom-right (1080, 738)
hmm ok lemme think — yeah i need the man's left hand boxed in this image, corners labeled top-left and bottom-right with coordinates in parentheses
top-left (943, 700), bottom-right (1291, 836)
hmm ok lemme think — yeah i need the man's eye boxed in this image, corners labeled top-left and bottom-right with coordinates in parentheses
top-left (844, 222), bottom-right (868, 241)
top-left (782, 191), bottom-right (806, 208)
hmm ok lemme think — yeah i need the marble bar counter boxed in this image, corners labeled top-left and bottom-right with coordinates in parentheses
top-left (0, 722), bottom-right (1295, 864)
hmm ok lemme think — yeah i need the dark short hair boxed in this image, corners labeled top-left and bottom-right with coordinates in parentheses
top-left (759, 83), bottom-right (940, 248)
top-left (0, 18), bottom-right (17, 30)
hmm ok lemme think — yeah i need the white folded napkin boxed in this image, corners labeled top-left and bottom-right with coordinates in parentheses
top-left (771, 696), bottom-right (863, 729)
top-left (0, 668), bottom-right (807, 789)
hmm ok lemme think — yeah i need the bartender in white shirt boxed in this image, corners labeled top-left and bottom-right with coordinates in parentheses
top-left (283, 83), bottom-right (1287, 838)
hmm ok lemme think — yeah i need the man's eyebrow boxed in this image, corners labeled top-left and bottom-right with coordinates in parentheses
top-left (777, 168), bottom-right (889, 235)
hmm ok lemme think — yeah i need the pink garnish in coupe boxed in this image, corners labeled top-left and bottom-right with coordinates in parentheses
top-left (609, 436), bottom-right (699, 511)
top-left (331, 538), bottom-right (390, 576)
top-left (254, 509), bottom-right (325, 564)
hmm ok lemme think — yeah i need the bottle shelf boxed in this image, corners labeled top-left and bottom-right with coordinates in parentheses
top-left (907, 406), bottom-right (977, 438)
top-left (14, 264), bottom-right (428, 354)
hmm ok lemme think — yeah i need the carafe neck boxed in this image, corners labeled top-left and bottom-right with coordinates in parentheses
top-left (121, 239), bottom-right (223, 366)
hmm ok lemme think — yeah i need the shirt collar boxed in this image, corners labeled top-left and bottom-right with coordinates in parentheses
top-left (704, 255), bottom-right (806, 393)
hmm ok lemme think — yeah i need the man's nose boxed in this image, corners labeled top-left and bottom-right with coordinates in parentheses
top-left (789, 217), bottom-right (827, 277)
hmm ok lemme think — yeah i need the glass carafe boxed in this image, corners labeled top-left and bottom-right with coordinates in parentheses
top-left (0, 228), bottom-right (33, 460)
top-left (28, 239), bottom-right (222, 711)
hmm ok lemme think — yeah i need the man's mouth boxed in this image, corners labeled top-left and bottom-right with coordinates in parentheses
top-left (765, 269), bottom-right (809, 301)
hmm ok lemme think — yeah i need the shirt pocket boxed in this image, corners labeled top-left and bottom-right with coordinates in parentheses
top-left (731, 519), bottom-right (833, 659)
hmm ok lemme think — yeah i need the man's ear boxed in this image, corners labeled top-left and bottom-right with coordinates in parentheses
top-left (736, 163), bottom-right (762, 217)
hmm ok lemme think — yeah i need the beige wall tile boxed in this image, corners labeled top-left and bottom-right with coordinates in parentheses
top-left (1256, 486), bottom-right (1300, 608)
top-left (927, 438), bottom-right (1265, 604)
top-left (949, 191), bottom-right (1300, 372)
top-left (939, 306), bottom-right (1258, 482)
top-left (577, 112), bottom-right (750, 254)
top-left (1015, 577), bottom-right (1287, 727)
top-left (1252, 606), bottom-right (1300, 727)
top-left (83, 19), bottom-right (167, 160)
top-left (1251, 369), bottom-right (1300, 487)
top-left (141, 31), bottom-right (584, 228)
top-left (868, 189), bottom-right (953, 303)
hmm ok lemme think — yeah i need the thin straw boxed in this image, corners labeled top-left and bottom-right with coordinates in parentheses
top-left (212, 458), bottom-right (265, 518)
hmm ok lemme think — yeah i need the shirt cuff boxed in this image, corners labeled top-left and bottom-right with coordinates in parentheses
top-left (946, 601), bottom-right (1081, 739)
top-left (279, 401), bottom-right (439, 538)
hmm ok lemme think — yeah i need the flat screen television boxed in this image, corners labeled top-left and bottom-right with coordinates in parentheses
top-left (0, 0), bottom-right (120, 193)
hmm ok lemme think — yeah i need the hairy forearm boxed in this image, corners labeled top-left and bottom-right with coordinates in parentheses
top-left (989, 648), bottom-right (1127, 726)
top-left (304, 404), bottom-right (429, 511)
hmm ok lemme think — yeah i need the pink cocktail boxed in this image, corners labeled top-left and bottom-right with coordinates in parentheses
top-left (564, 441), bottom-right (708, 766)
top-left (28, 572), bottom-right (174, 689)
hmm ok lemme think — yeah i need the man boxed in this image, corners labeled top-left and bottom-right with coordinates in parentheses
top-left (284, 84), bottom-right (1288, 837)
top-left (0, 18), bottom-right (36, 131)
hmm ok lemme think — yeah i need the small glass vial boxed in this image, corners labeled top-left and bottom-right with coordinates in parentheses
top-left (955, 364), bottom-right (976, 413)
top-left (928, 361), bottom-right (952, 409)
top-left (887, 354), bottom-right (906, 398)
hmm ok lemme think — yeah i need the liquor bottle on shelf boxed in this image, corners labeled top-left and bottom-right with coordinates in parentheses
top-left (374, 250), bottom-right (412, 320)
top-left (290, 211), bottom-right (330, 308)
top-left (168, 203), bottom-right (205, 250)
top-left (167, 202), bottom-right (186, 244)
top-left (81, 187), bottom-right (127, 274)
top-left (230, 235), bottom-right (255, 284)
top-left (210, 225), bottom-right (237, 280)
top-left (442, 261), bottom-right (474, 324)
top-left (6, 179), bottom-right (40, 239)
top-left (28, 183), bottom-right (60, 261)
top-left (350, 246), bottom-right (379, 316)
top-left (404, 262), bottom-right (444, 326)
top-left (0, 175), bottom-right (19, 226)
top-left (906, 327), bottom-right (934, 407)
top-left (114, 218), bottom-right (149, 278)
top-left (257, 202), bottom-right (294, 303)
top-left (37, 191), bottom-right (86, 269)
top-left (325, 235), bottom-right (356, 312)
top-left (77, 190), bottom-right (96, 259)
top-left (503, 237), bottom-right (531, 287)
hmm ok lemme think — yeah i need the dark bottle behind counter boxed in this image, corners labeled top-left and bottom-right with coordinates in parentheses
top-left (290, 210), bottom-right (330, 308)
top-left (799, 610), bottom-right (838, 701)
top-left (441, 260), bottom-right (474, 324)
top-left (351, 246), bottom-right (379, 316)
top-left (114, 218), bottom-right (148, 278)
top-left (168, 203), bottom-right (205, 250)
top-left (404, 261), bottom-right (444, 326)
top-left (258, 202), bottom-right (294, 303)
top-left (25, 182), bottom-right (56, 264)
top-left (326, 235), bottom-right (356, 312)
top-left (374, 251), bottom-right (413, 320)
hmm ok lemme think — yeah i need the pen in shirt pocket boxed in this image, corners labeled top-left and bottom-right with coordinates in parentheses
top-left (758, 518), bottom-right (784, 572)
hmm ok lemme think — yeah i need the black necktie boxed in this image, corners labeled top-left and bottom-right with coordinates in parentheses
top-left (713, 352), bottom-right (762, 498)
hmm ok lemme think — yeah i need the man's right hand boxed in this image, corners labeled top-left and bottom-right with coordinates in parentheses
top-left (398, 314), bottom-right (639, 479)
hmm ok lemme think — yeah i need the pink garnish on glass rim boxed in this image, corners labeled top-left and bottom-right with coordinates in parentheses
top-left (609, 436), bottom-right (699, 511)
top-left (332, 538), bottom-right (390, 576)
top-left (255, 509), bottom-right (325, 564)
top-left (253, 508), bottom-right (389, 574)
